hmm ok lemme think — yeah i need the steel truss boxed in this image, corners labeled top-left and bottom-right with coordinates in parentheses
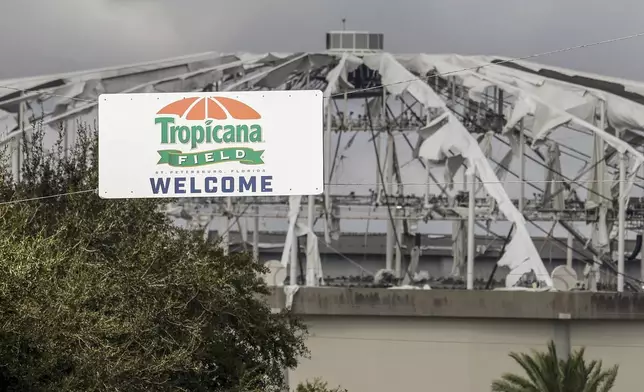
top-left (2, 50), bottom-right (644, 291)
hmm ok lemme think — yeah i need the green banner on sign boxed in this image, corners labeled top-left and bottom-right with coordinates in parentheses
top-left (157, 147), bottom-right (264, 167)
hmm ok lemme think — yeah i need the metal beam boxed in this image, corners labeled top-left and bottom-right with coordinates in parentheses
top-left (618, 143), bottom-right (626, 292)
top-left (466, 172), bottom-right (476, 290)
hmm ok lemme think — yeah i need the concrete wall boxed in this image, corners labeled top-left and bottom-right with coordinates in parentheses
top-left (267, 288), bottom-right (644, 392)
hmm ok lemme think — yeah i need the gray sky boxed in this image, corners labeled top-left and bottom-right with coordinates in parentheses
top-left (2, 0), bottom-right (644, 80)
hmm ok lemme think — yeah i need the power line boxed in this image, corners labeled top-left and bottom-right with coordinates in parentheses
top-left (1, 30), bottom-right (644, 105)
top-left (3, 186), bottom-right (644, 289)
top-left (0, 188), bottom-right (96, 206)
top-left (309, 334), bottom-right (644, 346)
top-left (2, 32), bottom-right (644, 289)
top-left (329, 179), bottom-right (640, 186)
top-left (1, 178), bottom-right (641, 206)
top-left (334, 30), bottom-right (644, 98)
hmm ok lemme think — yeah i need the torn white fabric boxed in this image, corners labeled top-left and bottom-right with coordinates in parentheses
top-left (280, 195), bottom-right (302, 268)
top-left (451, 221), bottom-right (465, 276)
top-left (363, 53), bottom-right (445, 108)
top-left (284, 285), bottom-right (300, 310)
top-left (492, 149), bottom-right (514, 186)
top-left (504, 93), bottom-right (535, 134)
top-left (0, 51), bottom-right (223, 95)
top-left (225, 53), bottom-right (309, 91)
top-left (389, 285), bottom-right (432, 290)
top-left (323, 53), bottom-right (363, 108)
top-left (418, 118), bottom-right (551, 287)
top-left (605, 94), bottom-right (644, 133)
top-left (364, 53), bottom-right (551, 288)
top-left (255, 54), bottom-right (335, 89)
top-left (542, 143), bottom-right (565, 211)
top-left (466, 72), bottom-right (644, 197)
top-left (280, 195), bottom-right (324, 286)
top-left (412, 54), bottom-right (644, 141)
top-left (530, 102), bottom-right (574, 143)
top-left (493, 56), bottom-right (644, 101)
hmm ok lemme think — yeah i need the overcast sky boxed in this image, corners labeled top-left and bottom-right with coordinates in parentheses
top-left (1, 0), bottom-right (644, 80)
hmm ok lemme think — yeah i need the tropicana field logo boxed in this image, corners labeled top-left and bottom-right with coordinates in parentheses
top-left (154, 96), bottom-right (265, 168)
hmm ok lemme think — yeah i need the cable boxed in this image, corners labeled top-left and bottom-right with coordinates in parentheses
top-left (214, 202), bottom-right (253, 241)
top-left (4, 31), bottom-right (644, 287)
top-left (9, 188), bottom-right (641, 288)
top-left (467, 89), bottom-right (644, 193)
top-left (525, 218), bottom-right (644, 289)
top-left (7, 179), bottom-right (641, 203)
top-left (2, 29), bottom-right (644, 106)
top-left (364, 96), bottom-right (414, 282)
top-left (328, 179), bottom-right (642, 186)
top-left (441, 86), bottom-right (617, 205)
top-left (1, 31), bottom-right (640, 205)
top-left (308, 334), bottom-right (644, 346)
top-left (323, 241), bottom-right (375, 276)
top-left (0, 85), bottom-right (95, 104)
top-left (434, 89), bottom-right (642, 289)
top-left (337, 30), bottom-right (644, 99)
top-left (482, 144), bottom-right (643, 290)
top-left (451, 114), bottom-right (642, 289)
top-left (0, 188), bottom-right (96, 206)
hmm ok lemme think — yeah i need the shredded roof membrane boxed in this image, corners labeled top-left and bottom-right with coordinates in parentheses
top-left (2, 50), bottom-right (643, 290)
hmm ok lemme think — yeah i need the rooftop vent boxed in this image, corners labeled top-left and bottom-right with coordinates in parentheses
top-left (326, 31), bottom-right (384, 54)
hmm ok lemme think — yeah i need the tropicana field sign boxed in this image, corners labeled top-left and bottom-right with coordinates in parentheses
top-left (98, 91), bottom-right (323, 199)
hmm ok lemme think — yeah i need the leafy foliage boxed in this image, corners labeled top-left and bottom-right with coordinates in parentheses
top-left (491, 340), bottom-right (618, 392)
top-left (295, 378), bottom-right (347, 392)
top-left (0, 123), bottom-right (308, 391)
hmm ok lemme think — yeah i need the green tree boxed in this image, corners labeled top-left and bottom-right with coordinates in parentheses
top-left (295, 378), bottom-right (347, 392)
top-left (491, 340), bottom-right (618, 392)
top-left (0, 123), bottom-right (308, 391)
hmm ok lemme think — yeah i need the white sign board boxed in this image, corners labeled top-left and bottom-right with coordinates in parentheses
top-left (98, 90), bottom-right (323, 198)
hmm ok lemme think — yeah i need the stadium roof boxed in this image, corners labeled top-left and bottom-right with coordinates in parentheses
top-left (2, 48), bottom-right (644, 290)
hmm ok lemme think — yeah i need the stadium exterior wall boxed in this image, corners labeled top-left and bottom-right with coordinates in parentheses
top-left (266, 288), bottom-right (644, 392)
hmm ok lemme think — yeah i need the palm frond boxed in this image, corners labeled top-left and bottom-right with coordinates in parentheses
top-left (491, 341), bottom-right (619, 392)
top-left (508, 351), bottom-right (552, 390)
top-left (491, 378), bottom-right (537, 392)
top-left (493, 373), bottom-right (540, 392)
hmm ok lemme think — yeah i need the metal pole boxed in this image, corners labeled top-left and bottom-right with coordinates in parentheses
top-left (223, 198), bottom-right (232, 256)
top-left (63, 118), bottom-right (71, 160)
top-left (450, 76), bottom-right (456, 105)
top-left (466, 170), bottom-right (476, 290)
top-left (394, 98), bottom-right (405, 278)
top-left (385, 133), bottom-right (395, 271)
top-left (592, 100), bottom-right (607, 287)
top-left (307, 195), bottom-right (315, 286)
top-left (376, 87), bottom-right (387, 204)
top-left (424, 112), bottom-right (431, 207)
top-left (497, 88), bottom-right (504, 132)
top-left (323, 96), bottom-right (332, 244)
top-left (344, 91), bottom-right (348, 128)
top-left (290, 230), bottom-right (298, 286)
top-left (394, 213), bottom-right (402, 278)
top-left (518, 120), bottom-right (525, 213)
top-left (13, 95), bottom-right (25, 183)
top-left (374, 134), bottom-right (381, 201)
top-left (566, 234), bottom-right (573, 268)
top-left (424, 159), bottom-right (431, 207)
top-left (617, 147), bottom-right (626, 292)
top-left (641, 226), bottom-right (644, 283)
top-left (252, 205), bottom-right (259, 261)
top-left (641, 158), bottom-right (644, 283)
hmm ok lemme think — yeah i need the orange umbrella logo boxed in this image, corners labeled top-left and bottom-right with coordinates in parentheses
top-left (157, 96), bottom-right (261, 121)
